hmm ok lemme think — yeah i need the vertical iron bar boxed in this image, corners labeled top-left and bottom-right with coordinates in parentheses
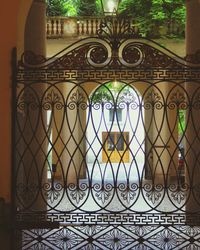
top-left (11, 47), bottom-right (18, 250)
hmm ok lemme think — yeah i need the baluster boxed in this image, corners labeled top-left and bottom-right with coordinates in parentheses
top-left (60, 19), bottom-right (64, 36)
top-left (46, 20), bottom-right (50, 37)
top-left (56, 19), bottom-right (59, 35)
top-left (58, 19), bottom-right (61, 36)
top-left (77, 19), bottom-right (80, 36)
top-left (86, 19), bottom-right (89, 35)
top-left (91, 19), bottom-right (94, 35)
top-left (95, 19), bottom-right (99, 35)
top-left (57, 19), bottom-right (62, 37)
top-left (57, 19), bottom-right (60, 37)
top-left (54, 18), bottom-right (57, 36)
top-left (81, 21), bottom-right (84, 35)
top-left (51, 19), bottom-right (54, 36)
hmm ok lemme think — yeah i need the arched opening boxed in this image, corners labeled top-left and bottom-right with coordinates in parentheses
top-left (86, 81), bottom-right (145, 183)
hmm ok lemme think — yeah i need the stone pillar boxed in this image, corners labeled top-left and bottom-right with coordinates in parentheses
top-left (25, 0), bottom-right (46, 55)
top-left (65, 86), bottom-right (87, 183)
top-left (50, 84), bottom-right (87, 186)
top-left (152, 83), bottom-right (178, 184)
top-left (17, 0), bottom-right (47, 212)
top-left (185, 0), bottom-right (200, 216)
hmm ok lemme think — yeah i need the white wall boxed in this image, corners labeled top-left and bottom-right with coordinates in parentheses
top-left (86, 87), bottom-right (145, 181)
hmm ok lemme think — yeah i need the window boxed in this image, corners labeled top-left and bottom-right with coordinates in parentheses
top-left (109, 108), bottom-right (122, 122)
top-left (102, 132), bottom-right (129, 163)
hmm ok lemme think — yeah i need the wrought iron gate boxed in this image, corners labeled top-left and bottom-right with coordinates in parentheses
top-left (13, 19), bottom-right (200, 249)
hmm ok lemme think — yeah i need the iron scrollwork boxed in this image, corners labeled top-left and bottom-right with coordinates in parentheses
top-left (13, 20), bottom-right (200, 249)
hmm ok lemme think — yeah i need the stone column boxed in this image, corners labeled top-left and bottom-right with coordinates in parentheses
top-left (152, 83), bottom-right (178, 185)
top-left (51, 84), bottom-right (86, 184)
top-left (25, 0), bottom-right (46, 55)
top-left (18, 0), bottom-right (47, 212)
top-left (185, 0), bottom-right (200, 216)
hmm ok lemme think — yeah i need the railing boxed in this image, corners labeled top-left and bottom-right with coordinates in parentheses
top-left (46, 16), bottom-right (184, 39)
top-left (46, 16), bottom-right (138, 38)
top-left (46, 17), bottom-right (65, 38)
top-left (76, 16), bottom-right (104, 36)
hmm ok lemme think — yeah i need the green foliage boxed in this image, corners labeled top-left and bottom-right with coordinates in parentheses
top-left (46, 0), bottom-right (78, 16)
top-left (46, 0), bottom-right (67, 16)
top-left (46, 0), bottom-right (101, 17)
top-left (63, 0), bottom-right (78, 16)
top-left (150, 0), bottom-right (186, 24)
top-left (90, 82), bottom-right (132, 104)
top-left (178, 110), bottom-right (185, 136)
top-left (118, 0), bottom-right (186, 38)
top-left (96, 0), bottom-right (103, 15)
top-left (118, 0), bottom-right (152, 37)
top-left (46, 0), bottom-right (186, 37)
top-left (76, 0), bottom-right (98, 16)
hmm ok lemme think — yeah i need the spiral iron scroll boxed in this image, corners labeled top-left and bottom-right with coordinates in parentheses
top-left (18, 38), bottom-right (194, 71)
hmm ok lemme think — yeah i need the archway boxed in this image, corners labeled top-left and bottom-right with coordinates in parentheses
top-left (86, 81), bottom-right (145, 183)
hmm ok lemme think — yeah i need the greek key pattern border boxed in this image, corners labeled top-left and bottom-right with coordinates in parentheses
top-left (16, 213), bottom-right (200, 225)
top-left (16, 69), bottom-right (200, 82)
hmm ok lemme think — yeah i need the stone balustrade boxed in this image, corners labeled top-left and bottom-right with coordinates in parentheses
top-left (46, 16), bottom-right (138, 38)
top-left (76, 16), bottom-right (104, 36)
top-left (46, 16), bottom-right (184, 39)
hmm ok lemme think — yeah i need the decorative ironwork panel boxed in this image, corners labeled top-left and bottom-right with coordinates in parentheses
top-left (17, 225), bottom-right (200, 250)
top-left (12, 28), bottom-right (200, 248)
top-left (14, 80), bottom-right (200, 212)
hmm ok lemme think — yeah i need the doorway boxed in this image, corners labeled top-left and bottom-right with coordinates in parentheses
top-left (102, 131), bottom-right (129, 163)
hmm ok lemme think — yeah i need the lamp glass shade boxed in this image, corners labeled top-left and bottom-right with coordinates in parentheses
top-left (101, 0), bottom-right (120, 15)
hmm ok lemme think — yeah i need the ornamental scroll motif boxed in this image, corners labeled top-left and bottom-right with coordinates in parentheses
top-left (18, 39), bottom-right (192, 70)
top-left (18, 20), bottom-right (200, 71)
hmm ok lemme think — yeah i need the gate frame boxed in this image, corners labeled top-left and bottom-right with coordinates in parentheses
top-left (11, 18), bottom-right (200, 248)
